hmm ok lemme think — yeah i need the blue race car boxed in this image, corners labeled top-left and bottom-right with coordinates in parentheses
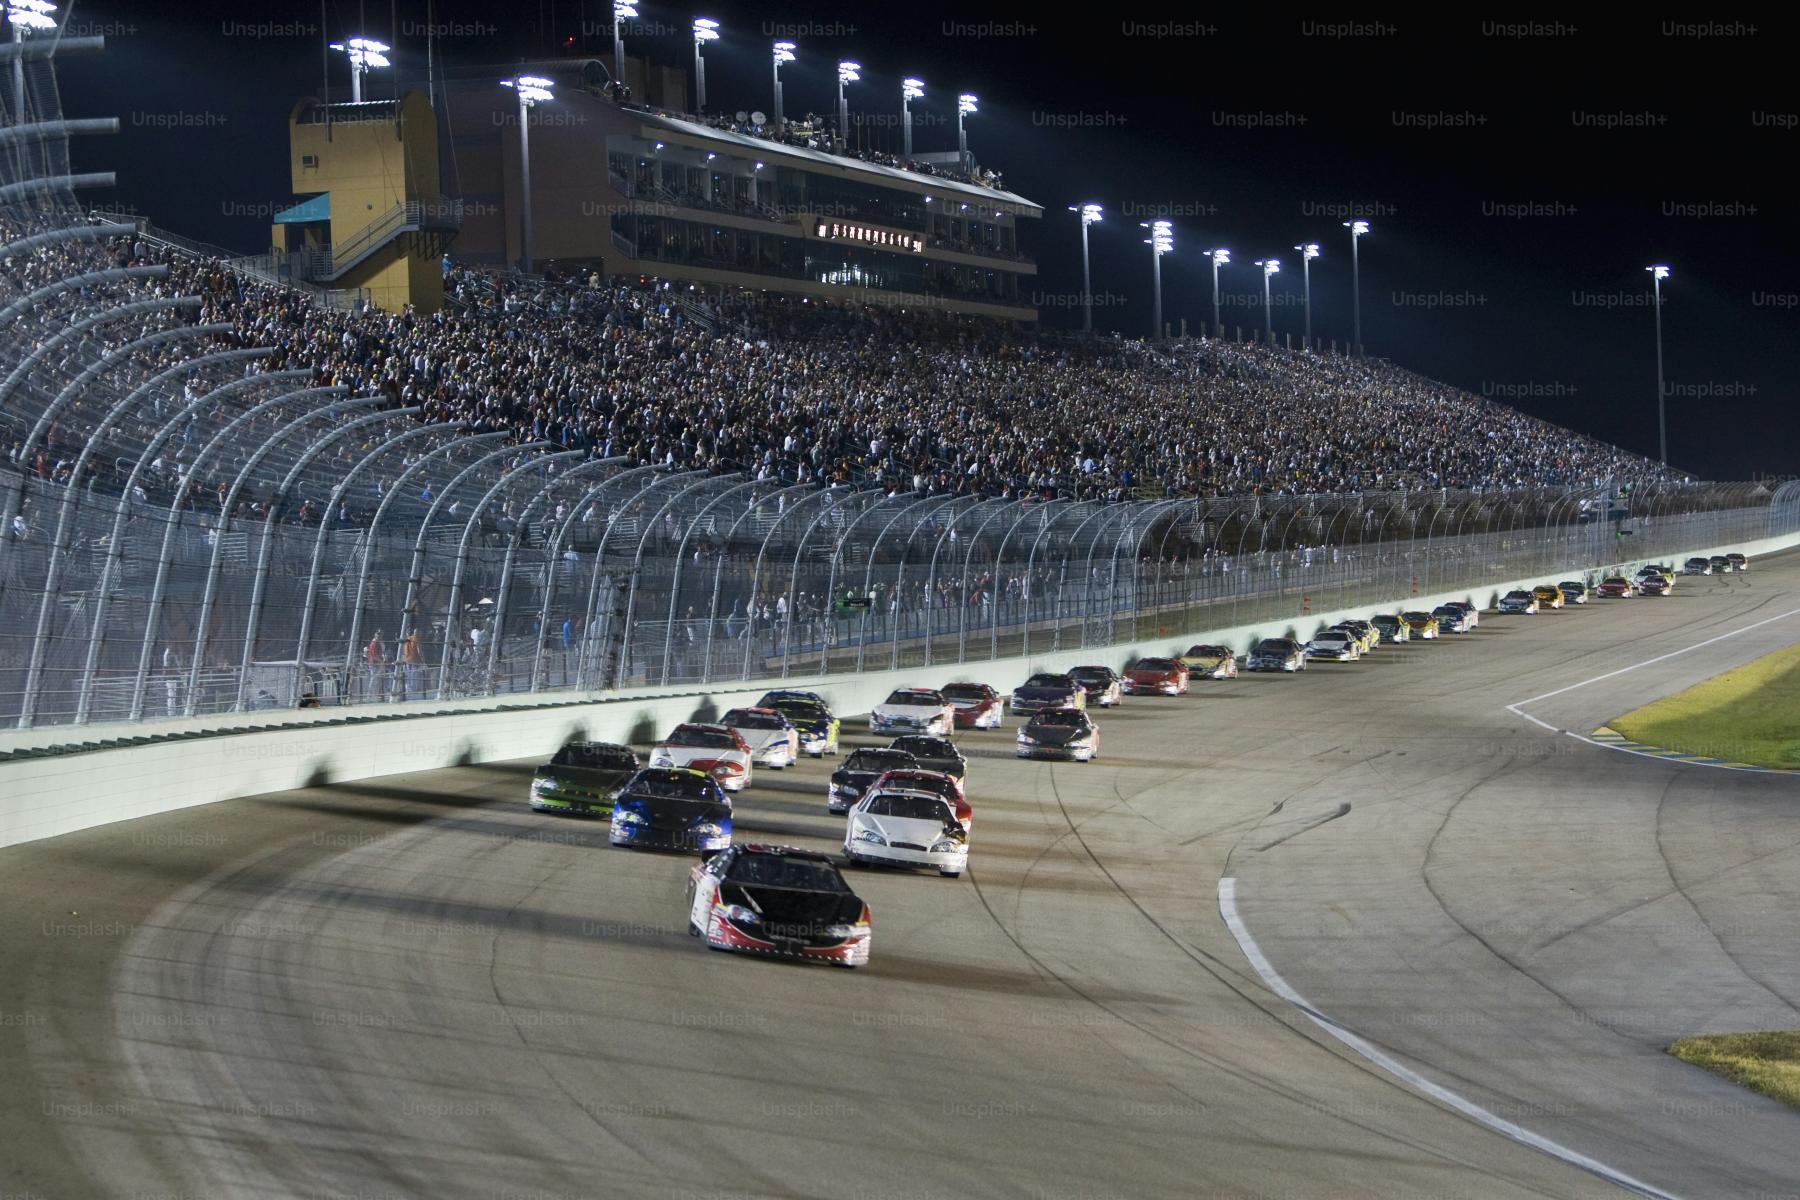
top-left (609, 767), bottom-right (733, 854)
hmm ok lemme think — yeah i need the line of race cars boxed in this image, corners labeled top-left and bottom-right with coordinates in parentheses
top-left (522, 552), bottom-right (1748, 968)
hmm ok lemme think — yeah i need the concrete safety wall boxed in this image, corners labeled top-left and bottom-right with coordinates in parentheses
top-left (3, 530), bottom-right (1794, 850)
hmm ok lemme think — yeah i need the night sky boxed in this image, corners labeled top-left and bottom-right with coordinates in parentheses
top-left (52, 2), bottom-right (1800, 481)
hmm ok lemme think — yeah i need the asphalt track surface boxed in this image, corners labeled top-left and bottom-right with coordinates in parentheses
top-left (4, 558), bottom-right (1800, 1200)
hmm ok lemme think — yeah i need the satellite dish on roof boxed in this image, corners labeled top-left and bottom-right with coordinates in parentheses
top-left (735, 110), bottom-right (749, 122)
top-left (750, 110), bottom-right (767, 126)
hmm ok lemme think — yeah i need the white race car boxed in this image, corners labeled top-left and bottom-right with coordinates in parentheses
top-left (722, 706), bottom-right (800, 769)
top-left (844, 790), bottom-right (969, 877)
top-left (869, 687), bottom-right (955, 736)
top-left (650, 723), bottom-right (754, 792)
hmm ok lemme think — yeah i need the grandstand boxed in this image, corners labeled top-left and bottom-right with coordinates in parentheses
top-left (0, 20), bottom-right (1793, 734)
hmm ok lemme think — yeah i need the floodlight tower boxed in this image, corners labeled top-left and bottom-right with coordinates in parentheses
top-left (1294, 242), bottom-right (1320, 348)
top-left (1141, 220), bottom-right (1174, 340)
top-left (329, 36), bottom-right (391, 104)
top-left (692, 18), bottom-right (719, 113)
top-left (836, 61), bottom-right (859, 144)
top-left (1255, 258), bottom-right (1281, 343)
top-left (1068, 204), bottom-right (1102, 334)
top-left (957, 93), bottom-right (978, 171)
top-left (6, 0), bottom-right (55, 123)
top-left (500, 75), bottom-right (555, 273)
top-left (771, 41), bottom-right (796, 127)
top-left (1344, 219), bottom-right (1370, 355)
top-left (1204, 248), bottom-right (1229, 339)
top-left (901, 77), bottom-right (924, 159)
top-left (611, 1), bottom-right (637, 89)
top-left (1648, 264), bottom-right (1672, 464)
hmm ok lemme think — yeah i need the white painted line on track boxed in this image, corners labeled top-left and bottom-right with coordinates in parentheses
top-left (1504, 604), bottom-right (1800, 727)
top-left (1217, 877), bottom-right (1684, 1200)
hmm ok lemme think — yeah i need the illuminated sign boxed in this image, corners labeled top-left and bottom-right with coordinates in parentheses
top-left (814, 220), bottom-right (924, 253)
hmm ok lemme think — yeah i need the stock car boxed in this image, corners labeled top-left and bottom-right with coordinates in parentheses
top-left (871, 767), bottom-right (971, 827)
top-left (1305, 630), bottom-right (1361, 661)
top-left (764, 695), bottom-right (841, 757)
top-left (528, 741), bottom-right (641, 815)
top-left (887, 735), bottom-right (967, 783)
top-left (1011, 672), bottom-right (1086, 715)
top-left (1016, 707), bottom-right (1101, 761)
top-left (869, 687), bottom-right (956, 736)
top-left (688, 844), bottom-right (872, 966)
top-left (1638, 573), bottom-right (1673, 596)
top-left (1069, 665), bottom-right (1124, 707)
top-left (1729, 552), bottom-right (1749, 571)
top-left (1683, 557), bottom-right (1713, 576)
top-left (1247, 637), bottom-right (1307, 671)
top-left (828, 747), bottom-right (916, 814)
top-left (1532, 584), bottom-right (1565, 610)
top-left (722, 706), bottom-right (800, 769)
top-left (844, 791), bottom-right (970, 877)
top-left (1370, 614), bottom-right (1410, 643)
top-left (941, 681), bottom-right (1005, 729)
top-left (1557, 581), bottom-right (1588, 605)
top-left (1432, 604), bottom-right (1474, 634)
top-left (1179, 643), bottom-right (1240, 679)
top-left (1497, 590), bottom-right (1539, 615)
top-left (1595, 576), bottom-right (1635, 598)
top-left (1710, 555), bottom-right (1732, 574)
top-left (1338, 619), bottom-right (1383, 649)
top-left (1442, 601), bottom-right (1480, 629)
top-left (608, 768), bottom-right (733, 854)
top-left (1123, 656), bottom-right (1190, 695)
top-left (1638, 565), bottom-right (1677, 588)
top-left (650, 723), bottom-right (754, 792)
top-left (757, 688), bottom-right (828, 709)
top-left (1400, 611), bottom-right (1440, 639)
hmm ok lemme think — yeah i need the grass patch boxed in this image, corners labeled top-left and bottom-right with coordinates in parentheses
top-left (1668, 1032), bottom-right (1800, 1109)
top-left (1610, 641), bottom-right (1800, 768)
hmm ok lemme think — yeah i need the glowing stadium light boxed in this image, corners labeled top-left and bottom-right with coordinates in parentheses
top-left (1647, 264), bottom-right (1672, 463)
top-left (772, 40), bottom-right (796, 127)
top-left (6, 0), bottom-right (56, 120)
top-left (1255, 259), bottom-right (1281, 344)
top-left (612, 1), bottom-right (639, 90)
top-left (1295, 243), bottom-right (1322, 348)
top-left (1140, 221), bottom-right (1174, 340)
top-left (1344, 219), bottom-right (1371, 356)
top-left (693, 18), bottom-right (720, 112)
top-left (1068, 204), bottom-right (1103, 334)
top-left (1203, 248), bottom-right (1229, 340)
top-left (958, 93), bottom-right (978, 115)
top-left (836, 60), bottom-right (860, 143)
top-left (501, 75), bottom-right (557, 273)
top-left (955, 93), bottom-right (979, 171)
top-left (901, 79), bottom-right (925, 158)
top-left (329, 36), bottom-right (391, 104)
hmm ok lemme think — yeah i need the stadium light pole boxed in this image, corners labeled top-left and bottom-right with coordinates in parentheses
top-left (1294, 242), bottom-right (1320, 349)
top-left (1068, 204), bottom-right (1102, 335)
top-left (957, 93), bottom-right (978, 171)
top-left (692, 18), bottom-right (719, 113)
top-left (1344, 219), bottom-right (1369, 356)
top-left (1648, 264), bottom-right (1671, 464)
top-left (771, 41), bottom-right (795, 128)
top-left (6, 0), bottom-right (55, 123)
top-left (836, 61), bottom-right (860, 145)
top-left (501, 75), bottom-right (555, 274)
top-left (1141, 220), bottom-right (1173, 340)
top-left (901, 78), bottom-right (924, 159)
top-left (1255, 258), bottom-right (1281, 343)
top-left (612, 1), bottom-right (637, 90)
top-left (329, 37), bottom-right (391, 104)
top-left (1205, 247), bottom-right (1229, 339)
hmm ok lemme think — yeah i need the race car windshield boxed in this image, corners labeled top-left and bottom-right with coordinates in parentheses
top-left (1187, 646), bottom-right (1227, 657)
top-left (886, 773), bottom-right (952, 795)
top-left (727, 854), bottom-right (849, 891)
top-left (885, 691), bottom-right (941, 707)
top-left (1132, 659), bottom-right (1177, 671)
top-left (1259, 641), bottom-right (1297, 652)
top-left (1505, 591), bottom-right (1531, 600)
top-left (773, 701), bottom-right (825, 720)
top-left (942, 684), bottom-right (989, 700)
top-left (892, 737), bottom-right (954, 756)
top-left (726, 711), bottom-right (786, 730)
top-left (664, 729), bottom-right (737, 749)
top-left (552, 745), bottom-right (635, 769)
top-left (1032, 711), bottom-right (1087, 728)
top-left (846, 750), bottom-right (911, 771)
top-left (863, 794), bottom-right (956, 823)
top-left (1023, 674), bottom-right (1071, 688)
top-left (623, 773), bottom-right (717, 801)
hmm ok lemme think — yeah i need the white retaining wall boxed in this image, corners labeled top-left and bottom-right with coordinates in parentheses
top-left (3, 530), bottom-right (1794, 850)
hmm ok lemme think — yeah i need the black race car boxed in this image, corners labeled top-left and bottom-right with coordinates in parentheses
top-left (687, 844), bottom-right (872, 967)
top-left (828, 747), bottom-right (917, 814)
top-left (529, 741), bottom-right (641, 815)
top-left (887, 735), bottom-right (966, 781)
top-left (609, 767), bottom-right (733, 854)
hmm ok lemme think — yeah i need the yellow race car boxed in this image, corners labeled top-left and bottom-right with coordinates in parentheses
top-left (1178, 643), bottom-right (1239, 680)
top-left (1400, 611), bottom-right (1440, 639)
top-left (1532, 584), bottom-right (1565, 610)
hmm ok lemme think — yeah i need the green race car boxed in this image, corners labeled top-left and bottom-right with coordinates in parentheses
top-left (765, 696), bottom-right (842, 757)
top-left (529, 741), bottom-right (641, 814)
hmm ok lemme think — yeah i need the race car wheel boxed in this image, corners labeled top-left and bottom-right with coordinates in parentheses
top-left (688, 920), bottom-right (701, 937)
top-left (939, 869), bottom-right (961, 878)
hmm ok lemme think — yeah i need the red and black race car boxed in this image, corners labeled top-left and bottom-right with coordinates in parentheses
top-left (1122, 656), bottom-right (1190, 696)
top-left (687, 844), bottom-right (871, 967)
top-left (941, 681), bottom-right (1004, 729)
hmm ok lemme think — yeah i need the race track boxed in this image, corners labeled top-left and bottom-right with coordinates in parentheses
top-left (4, 557), bottom-right (1800, 1200)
